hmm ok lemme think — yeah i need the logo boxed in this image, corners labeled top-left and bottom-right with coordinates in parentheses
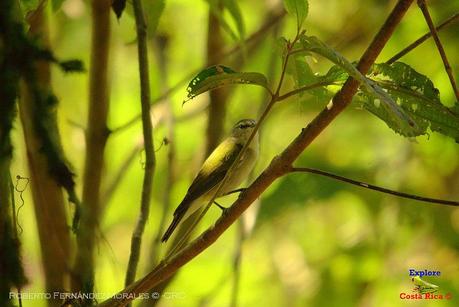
top-left (399, 269), bottom-right (452, 300)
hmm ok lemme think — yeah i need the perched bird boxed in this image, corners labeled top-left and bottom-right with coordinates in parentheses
top-left (411, 276), bottom-right (439, 294)
top-left (161, 119), bottom-right (259, 242)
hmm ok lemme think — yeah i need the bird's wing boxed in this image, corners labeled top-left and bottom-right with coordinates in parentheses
top-left (177, 139), bottom-right (242, 212)
top-left (162, 139), bottom-right (242, 242)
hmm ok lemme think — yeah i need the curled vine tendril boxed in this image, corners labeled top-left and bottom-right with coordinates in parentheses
top-left (14, 175), bottom-right (30, 235)
top-left (139, 137), bottom-right (169, 169)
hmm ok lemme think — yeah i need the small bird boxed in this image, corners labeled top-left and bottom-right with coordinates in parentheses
top-left (412, 276), bottom-right (439, 294)
top-left (161, 119), bottom-right (259, 242)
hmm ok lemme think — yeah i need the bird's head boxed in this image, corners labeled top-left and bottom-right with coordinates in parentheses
top-left (231, 119), bottom-right (257, 142)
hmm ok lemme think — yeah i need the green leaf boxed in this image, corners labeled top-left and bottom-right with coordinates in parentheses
top-left (286, 54), bottom-right (329, 100)
top-left (223, 0), bottom-right (245, 40)
top-left (299, 35), bottom-right (418, 135)
top-left (207, 0), bottom-right (244, 43)
top-left (359, 62), bottom-right (459, 140)
top-left (184, 65), bottom-right (270, 102)
top-left (143, 0), bottom-right (165, 37)
top-left (283, 0), bottom-right (309, 30)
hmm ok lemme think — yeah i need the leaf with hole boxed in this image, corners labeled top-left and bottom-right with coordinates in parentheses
top-left (184, 65), bottom-right (270, 103)
top-left (299, 34), bottom-right (418, 135)
top-left (359, 62), bottom-right (459, 141)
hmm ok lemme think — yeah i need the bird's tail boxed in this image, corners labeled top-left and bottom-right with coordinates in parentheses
top-left (161, 212), bottom-right (183, 242)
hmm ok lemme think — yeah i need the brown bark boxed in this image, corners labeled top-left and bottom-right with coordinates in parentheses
top-left (19, 7), bottom-right (70, 305)
top-left (72, 0), bottom-right (111, 295)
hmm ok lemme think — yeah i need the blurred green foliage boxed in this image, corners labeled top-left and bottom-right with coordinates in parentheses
top-left (10, 0), bottom-right (459, 306)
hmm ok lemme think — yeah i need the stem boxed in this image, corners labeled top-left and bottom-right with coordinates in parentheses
top-left (125, 0), bottom-right (156, 290)
top-left (290, 167), bottom-right (459, 206)
top-left (72, 0), bottom-right (111, 296)
top-left (277, 80), bottom-right (336, 101)
top-left (417, 0), bottom-right (459, 100)
top-left (98, 1), bottom-right (414, 305)
top-left (151, 35), bottom-right (175, 264)
top-left (386, 12), bottom-right (459, 64)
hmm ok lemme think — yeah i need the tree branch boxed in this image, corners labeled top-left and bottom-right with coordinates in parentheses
top-left (72, 0), bottom-right (111, 296)
top-left (417, 0), bottom-right (459, 100)
top-left (290, 167), bottom-right (459, 206)
top-left (98, 1), bottom-right (414, 305)
top-left (386, 11), bottom-right (459, 64)
top-left (125, 0), bottom-right (157, 290)
top-left (18, 5), bottom-right (71, 302)
top-left (139, 35), bottom-right (177, 307)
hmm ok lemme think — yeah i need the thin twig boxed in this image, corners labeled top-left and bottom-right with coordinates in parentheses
top-left (386, 12), bottom-right (459, 64)
top-left (417, 0), bottom-right (459, 100)
top-left (290, 167), bottom-right (459, 206)
top-left (125, 0), bottom-right (156, 290)
top-left (150, 34), bottom-right (176, 269)
top-left (98, 1), bottom-right (415, 305)
top-left (277, 80), bottom-right (336, 101)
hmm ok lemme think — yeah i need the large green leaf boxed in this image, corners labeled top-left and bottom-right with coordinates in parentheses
top-left (299, 35), bottom-right (418, 135)
top-left (359, 62), bottom-right (459, 140)
top-left (283, 0), bottom-right (309, 31)
top-left (184, 65), bottom-right (270, 102)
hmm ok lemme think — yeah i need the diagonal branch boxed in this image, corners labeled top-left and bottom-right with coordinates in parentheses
top-left (98, 1), bottom-right (415, 305)
top-left (386, 12), bottom-right (459, 64)
top-left (417, 0), bottom-right (459, 100)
